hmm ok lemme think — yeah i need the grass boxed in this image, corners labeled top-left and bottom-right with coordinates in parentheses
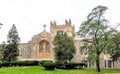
top-left (0, 66), bottom-right (120, 74)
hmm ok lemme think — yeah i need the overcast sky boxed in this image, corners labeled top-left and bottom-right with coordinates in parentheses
top-left (0, 0), bottom-right (120, 43)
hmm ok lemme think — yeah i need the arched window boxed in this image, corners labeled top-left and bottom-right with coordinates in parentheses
top-left (39, 40), bottom-right (50, 53)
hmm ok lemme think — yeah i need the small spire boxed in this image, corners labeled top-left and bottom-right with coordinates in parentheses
top-left (69, 19), bottom-right (71, 24)
top-left (43, 24), bottom-right (46, 31)
top-left (54, 20), bottom-right (56, 25)
top-left (50, 21), bottom-right (53, 25)
top-left (65, 19), bottom-right (68, 23)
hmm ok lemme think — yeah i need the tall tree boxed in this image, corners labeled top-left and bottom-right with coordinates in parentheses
top-left (78, 5), bottom-right (116, 72)
top-left (2, 24), bottom-right (20, 62)
top-left (53, 33), bottom-right (76, 63)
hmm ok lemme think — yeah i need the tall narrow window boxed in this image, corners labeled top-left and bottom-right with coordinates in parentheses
top-left (108, 60), bottom-right (112, 68)
top-left (39, 40), bottom-right (50, 53)
top-left (104, 60), bottom-right (106, 68)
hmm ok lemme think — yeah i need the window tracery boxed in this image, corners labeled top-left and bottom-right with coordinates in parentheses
top-left (39, 40), bottom-right (50, 53)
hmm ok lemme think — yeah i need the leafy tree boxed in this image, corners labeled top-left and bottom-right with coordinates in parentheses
top-left (2, 24), bottom-right (20, 62)
top-left (53, 33), bottom-right (76, 63)
top-left (111, 32), bottom-right (120, 61)
top-left (78, 5), bottom-right (117, 72)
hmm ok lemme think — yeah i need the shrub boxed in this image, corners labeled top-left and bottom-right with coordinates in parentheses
top-left (55, 60), bottom-right (64, 69)
top-left (14, 61), bottom-right (39, 66)
top-left (0, 60), bottom-right (40, 68)
top-left (0, 63), bottom-right (2, 68)
top-left (2, 62), bottom-right (7, 67)
top-left (7, 60), bottom-right (40, 67)
top-left (40, 60), bottom-right (53, 66)
top-left (22, 61), bottom-right (39, 66)
top-left (64, 62), bottom-right (76, 69)
top-left (43, 61), bottom-right (55, 70)
top-left (64, 62), bottom-right (85, 69)
top-left (14, 61), bottom-right (25, 66)
top-left (10, 62), bottom-right (18, 66)
top-left (1, 62), bottom-right (10, 67)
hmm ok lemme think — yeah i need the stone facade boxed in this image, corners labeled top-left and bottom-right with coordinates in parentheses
top-left (19, 30), bottom-right (53, 61)
top-left (18, 19), bottom-right (120, 69)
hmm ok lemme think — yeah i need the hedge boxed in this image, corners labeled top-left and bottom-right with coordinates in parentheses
top-left (64, 62), bottom-right (85, 69)
top-left (43, 61), bottom-right (55, 70)
top-left (55, 61), bottom-right (64, 69)
top-left (39, 60), bottom-right (53, 66)
top-left (0, 60), bottom-right (40, 68)
top-left (0, 60), bottom-right (85, 70)
top-left (55, 62), bottom-right (85, 69)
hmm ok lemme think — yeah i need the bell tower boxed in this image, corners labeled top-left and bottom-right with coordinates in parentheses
top-left (50, 19), bottom-right (75, 38)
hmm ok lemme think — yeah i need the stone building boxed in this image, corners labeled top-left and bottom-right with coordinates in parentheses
top-left (18, 19), bottom-right (120, 69)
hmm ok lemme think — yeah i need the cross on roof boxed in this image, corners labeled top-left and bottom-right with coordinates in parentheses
top-left (43, 24), bottom-right (46, 31)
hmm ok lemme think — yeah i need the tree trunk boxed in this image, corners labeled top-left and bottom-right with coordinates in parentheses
top-left (96, 53), bottom-right (101, 72)
top-left (113, 60), bottom-right (114, 68)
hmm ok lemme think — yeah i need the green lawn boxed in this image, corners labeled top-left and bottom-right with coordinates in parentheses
top-left (0, 66), bottom-right (120, 74)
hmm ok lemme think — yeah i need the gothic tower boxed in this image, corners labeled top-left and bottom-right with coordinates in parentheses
top-left (50, 19), bottom-right (75, 39)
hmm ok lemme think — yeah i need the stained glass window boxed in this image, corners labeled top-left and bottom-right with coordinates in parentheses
top-left (39, 40), bottom-right (50, 53)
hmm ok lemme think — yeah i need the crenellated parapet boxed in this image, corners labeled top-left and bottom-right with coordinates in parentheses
top-left (50, 19), bottom-right (75, 38)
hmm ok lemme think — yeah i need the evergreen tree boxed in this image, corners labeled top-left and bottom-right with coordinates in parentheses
top-left (2, 24), bottom-right (20, 62)
top-left (53, 33), bottom-right (76, 63)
